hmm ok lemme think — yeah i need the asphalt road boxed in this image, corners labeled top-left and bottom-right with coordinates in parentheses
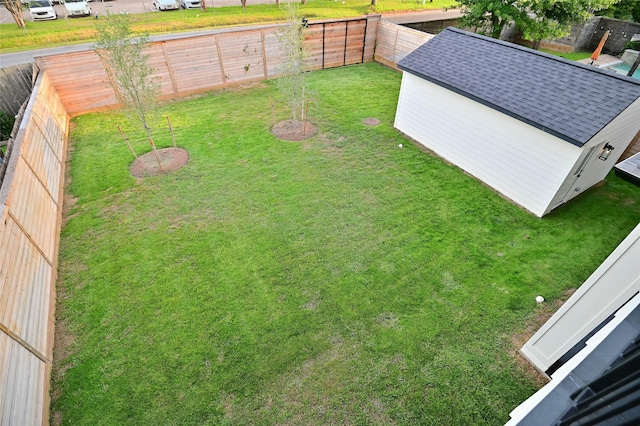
top-left (0, 3), bottom-right (461, 67)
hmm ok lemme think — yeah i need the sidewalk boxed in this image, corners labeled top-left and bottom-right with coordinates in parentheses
top-left (577, 54), bottom-right (622, 68)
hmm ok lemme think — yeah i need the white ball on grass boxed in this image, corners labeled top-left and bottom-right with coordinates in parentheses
top-left (536, 296), bottom-right (544, 303)
top-left (398, 144), bottom-right (403, 148)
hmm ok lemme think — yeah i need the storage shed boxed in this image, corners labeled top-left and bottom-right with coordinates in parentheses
top-left (394, 28), bottom-right (640, 217)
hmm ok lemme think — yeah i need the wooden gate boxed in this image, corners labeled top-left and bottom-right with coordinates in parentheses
top-left (305, 18), bottom-right (369, 71)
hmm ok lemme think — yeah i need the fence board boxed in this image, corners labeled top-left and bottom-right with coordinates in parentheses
top-left (21, 118), bottom-right (62, 207)
top-left (147, 44), bottom-right (176, 98)
top-left (0, 333), bottom-right (46, 426)
top-left (0, 214), bottom-right (52, 354)
top-left (162, 35), bottom-right (225, 94)
top-left (263, 29), bottom-right (284, 76)
top-left (305, 24), bottom-right (325, 70)
top-left (7, 149), bottom-right (59, 263)
top-left (218, 31), bottom-right (266, 83)
top-left (363, 17), bottom-right (378, 62)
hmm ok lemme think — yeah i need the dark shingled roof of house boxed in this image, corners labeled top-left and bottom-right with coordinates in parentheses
top-left (398, 27), bottom-right (640, 147)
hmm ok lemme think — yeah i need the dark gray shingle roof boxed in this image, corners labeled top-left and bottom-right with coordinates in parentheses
top-left (398, 27), bottom-right (640, 147)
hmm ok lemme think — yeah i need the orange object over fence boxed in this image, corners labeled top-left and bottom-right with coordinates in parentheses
top-left (590, 30), bottom-right (610, 64)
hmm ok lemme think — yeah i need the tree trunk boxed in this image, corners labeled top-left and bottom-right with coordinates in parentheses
top-left (143, 123), bottom-right (163, 172)
top-left (491, 17), bottom-right (506, 39)
top-left (2, 0), bottom-right (26, 29)
top-left (370, 0), bottom-right (376, 5)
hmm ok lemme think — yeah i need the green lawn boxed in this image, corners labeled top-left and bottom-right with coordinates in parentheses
top-left (540, 49), bottom-right (593, 61)
top-left (53, 63), bottom-right (640, 425)
top-left (1, 0), bottom-right (456, 53)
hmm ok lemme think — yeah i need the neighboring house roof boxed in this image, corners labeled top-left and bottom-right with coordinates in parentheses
top-left (398, 27), bottom-right (640, 147)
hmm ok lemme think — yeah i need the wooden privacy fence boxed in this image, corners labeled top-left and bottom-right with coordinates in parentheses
top-left (36, 16), bottom-right (379, 116)
top-left (0, 64), bottom-right (34, 120)
top-left (34, 17), bottom-right (435, 117)
top-left (306, 18), bottom-right (373, 70)
top-left (0, 70), bottom-right (69, 425)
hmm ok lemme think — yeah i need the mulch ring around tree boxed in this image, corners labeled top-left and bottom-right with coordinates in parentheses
top-left (271, 119), bottom-right (318, 141)
top-left (130, 147), bottom-right (189, 177)
top-left (363, 118), bottom-right (380, 126)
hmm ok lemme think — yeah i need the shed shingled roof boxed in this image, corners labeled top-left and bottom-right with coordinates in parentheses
top-left (398, 27), bottom-right (640, 147)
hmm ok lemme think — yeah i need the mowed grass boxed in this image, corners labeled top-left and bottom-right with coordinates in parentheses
top-left (53, 63), bottom-right (640, 425)
top-left (540, 49), bottom-right (593, 61)
top-left (1, 0), bottom-right (456, 53)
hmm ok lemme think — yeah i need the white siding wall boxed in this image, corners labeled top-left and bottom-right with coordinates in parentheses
top-left (547, 98), bottom-right (640, 213)
top-left (394, 72), bottom-right (580, 217)
top-left (520, 223), bottom-right (640, 372)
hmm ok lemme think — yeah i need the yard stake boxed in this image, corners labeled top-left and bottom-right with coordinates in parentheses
top-left (303, 103), bottom-right (309, 135)
top-left (149, 137), bottom-right (164, 172)
top-left (270, 95), bottom-right (276, 125)
top-left (117, 126), bottom-right (139, 160)
top-left (167, 116), bottom-right (177, 150)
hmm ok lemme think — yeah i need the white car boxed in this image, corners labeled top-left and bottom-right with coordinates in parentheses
top-left (179, 0), bottom-right (201, 9)
top-left (28, 0), bottom-right (57, 20)
top-left (62, 0), bottom-right (92, 17)
top-left (153, 0), bottom-right (179, 10)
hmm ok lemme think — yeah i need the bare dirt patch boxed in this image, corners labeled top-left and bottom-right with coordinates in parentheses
top-left (61, 135), bottom-right (78, 228)
top-left (271, 120), bottom-right (317, 141)
top-left (61, 194), bottom-right (79, 228)
top-left (508, 288), bottom-right (577, 387)
top-left (51, 316), bottom-right (77, 426)
top-left (130, 147), bottom-right (189, 177)
top-left (363, 117), bottom-right (380, 126)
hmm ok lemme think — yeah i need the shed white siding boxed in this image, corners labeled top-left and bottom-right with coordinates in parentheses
top-left (519, 223), bottom-right (640, 372)
top-left (394, 72), bottom-right (581, 217)
top-left (547, 98), bottom-right (640, 213)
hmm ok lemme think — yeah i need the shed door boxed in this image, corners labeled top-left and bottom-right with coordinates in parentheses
top-left (563, 142), bottom-right (604, 202)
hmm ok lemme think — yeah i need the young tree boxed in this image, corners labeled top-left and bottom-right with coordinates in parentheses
top-left (458, 0), bottom-right (620, 43)
top-left (519, 0), bottom-right (620, 48)
top-left (277, 2), bottom-right (308, 128)
top-left (580, 0), bottom-right (621, 15)
top-left (1, 0), bottom-right (26, 29)
top-left (519, 0), bottom-right (585, 48)
top-left (458, 0), bottom-right (522, 38)
top-left (601, 0), bottom-right (640, 22)
top-left (94, 13), bottom-right (160, 148)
